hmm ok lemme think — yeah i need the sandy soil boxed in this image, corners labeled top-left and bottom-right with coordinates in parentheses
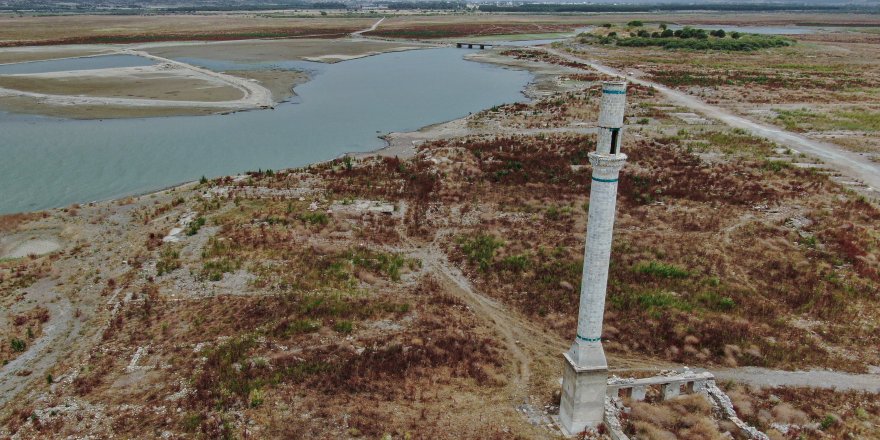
top-left (142, 37), bottom-right (428, 63)
top-left (0, 47), bottom-right (112, 65)
top-left (0, 65), bottom-right (245, 102)
top-left (0, 49), bottom-right (273, 118)
top-left (0, 233), bottom-right (61, 259)
top-left (224, 69), bottom-right (309, 103)
top-left (0, 95), bottom-right (221, 119)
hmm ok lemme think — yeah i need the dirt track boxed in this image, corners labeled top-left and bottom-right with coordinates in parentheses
top-left (544, 47), bottom-right (880, 194)
top-left (0, 50), bottom-right (272, 110)
top-left (711, 367), bottom-right (880, 392)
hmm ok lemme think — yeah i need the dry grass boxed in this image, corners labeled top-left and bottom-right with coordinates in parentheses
top-left (625, 394), bottom-right (732, 440)
top-left (0, 307), bottom-right (48, 365)
top-left (0, 213), bottom-right (41, 233)
top-left (720, 383), bottom-right (880, 439)
top-left (0, 15), bottom-right (373, 46)
top-left (566, 31), bottom-right (880, 155)
top-left (3, 25), bottom-right (880, 437)
top-left (0, 71), bottom-right (244, 102)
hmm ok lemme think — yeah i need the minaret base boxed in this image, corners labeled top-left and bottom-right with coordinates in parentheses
top-left (559, 353), bottom-right (608, 436)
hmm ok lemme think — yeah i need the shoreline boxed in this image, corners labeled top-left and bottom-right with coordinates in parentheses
top-left (345, 47), bottom-right (574, 161)
top-left (0, 44), bottom-right (559, 217)
top-left (0, 37), bottom-right (439, 120)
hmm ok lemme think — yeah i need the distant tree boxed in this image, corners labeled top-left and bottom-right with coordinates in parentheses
top-left (637, 29), bottom-right (650, 37)
top-left (661, 28), bottom-right (674, 38)
top-left (627, 20), bottom-right (644, 27)
top-left (608, 31), bottom-right (617, 38)
top-left (651, 32), bottom-right (660, 38)
top-left (601, 23), bottom-right (613, 28)
top-left (674, 29), bottom-right (683, 37)
top-left (731, 31), bottom-right (742, 39)
top-left (659, 23), bottom-right (667, 30)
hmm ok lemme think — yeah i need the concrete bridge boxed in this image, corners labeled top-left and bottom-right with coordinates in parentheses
top-left (604, 370), bottom-right (770, 440)
top-left (607, 370), bottom-right (714, 401)
top-left (455, 42), bottom-right (493, 49)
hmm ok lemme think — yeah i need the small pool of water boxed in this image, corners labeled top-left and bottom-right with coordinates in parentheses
top-left (0, 54), bottom-right (155, 75)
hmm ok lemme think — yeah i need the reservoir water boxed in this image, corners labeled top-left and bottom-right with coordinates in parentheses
top-left (0, 54), bottom-right (154, 74)
top-left (0, 48), bottom-right (532, 214)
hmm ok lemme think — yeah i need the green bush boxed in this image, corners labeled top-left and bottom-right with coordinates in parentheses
top-left (10, 338), bottom-right (26, 352)
top-left (334, 320), bottom-right (353, 334)
top-left (299, 212), bottom-right (329, 225)
top-left (763, 160), bottom-right (792, 172)
top-left (499, 254), bottom-right (531, 272)
top-left (606, 31), bottom-right (792, 51)
top-left (276, 319), bottom-right (321, 336)
top-left (157, 246), bottom-right (181, 276)
top-left (201, 258), bottom-right (239, 281)
top-left (633, 261), bottom-right (690, 278)
top-left (458, 234), bottom-right (504, 271)
top-left (695, 291), bottom-right (737, 311)
top-left (634, 291), bottom-right (693, 312)
top-left (820, 414), bottom-right (837, 430)
top-left (350, 250), bottom-right (407, 281)
top-left (249, 388), bottom-right (264, 408)
top-left (186, 216), bottom-right (206, 236)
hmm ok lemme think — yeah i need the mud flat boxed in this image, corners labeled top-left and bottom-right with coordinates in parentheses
top-left (0, 232), bottom-right (61, 259)
top-left (370, 48), bottom-right (585, 159)
top-left (0, 95), bottom-right (222, 119)
top-left (141, 38), bottom-right (428, 64)
top-left (0, 49), bottom-right (277, 118)
top-left (0, 46), bottom-right (113, 65)
top-left (223, 69), bottom-right (310, 103)
top-left (0, 65), bottom-right (245, 102)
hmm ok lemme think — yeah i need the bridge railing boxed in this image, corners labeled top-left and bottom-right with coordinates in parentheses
top-left (607, 370), bottom-right (714, 401)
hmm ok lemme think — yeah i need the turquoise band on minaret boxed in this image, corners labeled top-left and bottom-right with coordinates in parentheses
top-left (602, 89), bottom-right (626, 94)
top-left (592, 176), bottom-right (618, 183)
top-left (576, 334), bottom-right (601, 343)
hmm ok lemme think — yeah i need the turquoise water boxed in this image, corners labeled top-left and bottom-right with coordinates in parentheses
top-left (0, 48), bottom-right (532, 214)
top-left (0, 54), bottom-right (154, 74)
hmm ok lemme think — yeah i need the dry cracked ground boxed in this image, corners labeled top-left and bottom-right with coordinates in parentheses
top-left (2, 37), bottom-right (880, 440)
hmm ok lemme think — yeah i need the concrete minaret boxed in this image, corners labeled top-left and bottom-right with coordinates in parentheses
top-left (560, 81), bottom-right (628, 435)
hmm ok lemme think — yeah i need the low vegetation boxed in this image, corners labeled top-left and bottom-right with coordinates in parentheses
top-left (4, 23), bottom-right (880, 438)
top-left (581, 26), bottom-right (793, 51)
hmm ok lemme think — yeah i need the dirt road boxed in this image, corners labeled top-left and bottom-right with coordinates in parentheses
top-left (0, 49), bottom-right (273, 110)
top-left (352, 17), bottom-right (385, 38)
top-left (544, 47), bottom-right (880, 193)
top-left (409, 240), bottom-right (539, 399)
top-left (0, 279), bottom-right (80, 408)
top-left (711, 367), bottom-right (880, 392)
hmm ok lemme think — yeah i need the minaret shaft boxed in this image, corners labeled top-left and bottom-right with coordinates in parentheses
top-left (567, 153), bottom-right (626, 368)
top-left (559, 81), bottom-right (628, 436)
